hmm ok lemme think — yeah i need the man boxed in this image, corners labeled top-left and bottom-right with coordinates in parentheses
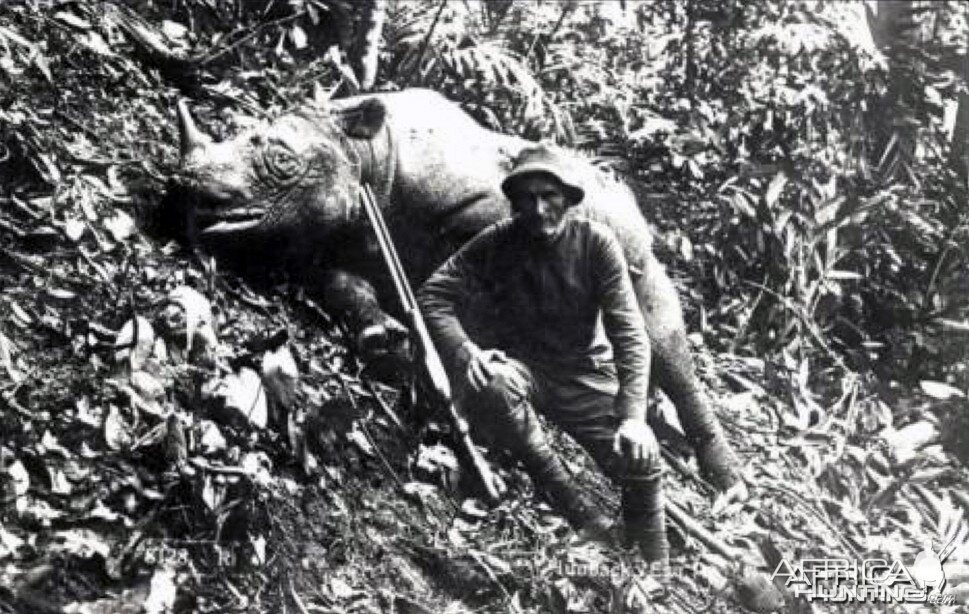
top-left (417, 144), bottom-right (676, 565)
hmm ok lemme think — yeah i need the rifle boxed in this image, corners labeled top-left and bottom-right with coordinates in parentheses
top-left (359, 184), bottom-right (503, 503)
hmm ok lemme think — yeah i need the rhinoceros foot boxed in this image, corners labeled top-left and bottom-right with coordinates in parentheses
top-left (356, 317), bottom-right (412, 384)
top-left (357, 316), bottom-right (410, 360)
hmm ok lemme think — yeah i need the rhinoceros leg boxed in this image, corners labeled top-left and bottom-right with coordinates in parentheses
top-left (312, 269), bottom-right (409, 359)
top-left (634, 253), bottom-right (739, 490)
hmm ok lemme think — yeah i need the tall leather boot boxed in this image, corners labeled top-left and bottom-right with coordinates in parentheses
top-left (522, 446), bottom-right (612, 539)
top-left (622, 473), bottom-right (669, 571)
top-left (466, 362), bottom-right (613, 538)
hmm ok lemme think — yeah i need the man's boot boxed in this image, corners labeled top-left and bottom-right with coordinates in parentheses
top-left (524, 449), bottom-right (613, 541)
top-left (622, 473), bottom-right (669, 571)
top-left (466, 361), bottom-right (613, 539)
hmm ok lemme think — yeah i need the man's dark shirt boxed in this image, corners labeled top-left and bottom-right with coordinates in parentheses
top-left (417, 216), bottom-right (650, 420)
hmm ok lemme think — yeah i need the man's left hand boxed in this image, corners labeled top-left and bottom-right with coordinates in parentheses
top-left (613, 418), bottom-right (660, 474)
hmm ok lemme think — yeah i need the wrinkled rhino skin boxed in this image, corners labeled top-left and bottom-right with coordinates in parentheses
top-left (175, 89), bottom-right (712, 436)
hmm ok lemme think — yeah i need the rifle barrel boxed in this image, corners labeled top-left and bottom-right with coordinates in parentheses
top-left (359, 183), bottom-right (500, 503)
top-left (360, 185), bottom-right (416, 313)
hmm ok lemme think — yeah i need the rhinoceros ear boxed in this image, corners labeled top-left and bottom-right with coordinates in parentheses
top-left (332, 97), bottom-right (386, 140)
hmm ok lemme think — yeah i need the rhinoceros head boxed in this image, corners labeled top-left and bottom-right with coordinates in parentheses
top-left (175, 97), bottom-right (387, 248)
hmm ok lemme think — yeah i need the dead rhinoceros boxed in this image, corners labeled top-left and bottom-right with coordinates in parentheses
top-left (173, 88), bottom-right (738, 488)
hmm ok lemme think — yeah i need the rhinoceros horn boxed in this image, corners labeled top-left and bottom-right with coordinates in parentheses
top-left (176, 100), bottom-right (211, 159)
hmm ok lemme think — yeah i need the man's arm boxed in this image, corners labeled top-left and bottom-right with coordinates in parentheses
top-left (416, 225), bottom-right (500, 376)
top-left (590, 226), bottom-right (651, 422)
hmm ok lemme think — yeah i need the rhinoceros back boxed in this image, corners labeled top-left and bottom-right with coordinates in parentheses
top-left (562, 160), bottom-right (653, 277)
top-left (371, 89), bottom-right (653, 279)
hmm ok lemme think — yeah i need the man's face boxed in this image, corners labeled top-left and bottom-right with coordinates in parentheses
top-left (509, 175), bottom-right (571, 243)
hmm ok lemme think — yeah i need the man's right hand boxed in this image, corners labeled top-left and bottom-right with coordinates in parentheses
top-left (460, 342), bottom-right (509, 392)
top-left (613, 418), bottom-right (660, 474)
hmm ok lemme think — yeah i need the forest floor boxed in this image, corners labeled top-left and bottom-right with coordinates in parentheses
top-left (1, 4), bottom-right (968, 614)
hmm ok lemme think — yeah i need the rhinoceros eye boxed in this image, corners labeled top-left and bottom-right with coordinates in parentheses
top-left (264, 142), bottom-right (304, 182)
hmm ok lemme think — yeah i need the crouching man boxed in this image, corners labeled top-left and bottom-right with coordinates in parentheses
top-left (417, 145), bottom-right (672, 566)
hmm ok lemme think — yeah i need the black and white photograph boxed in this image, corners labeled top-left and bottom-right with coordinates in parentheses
top-left (0, 0), bottom-right (967, 612)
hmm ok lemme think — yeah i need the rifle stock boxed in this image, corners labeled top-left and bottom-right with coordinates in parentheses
top-left (360, 185), bottom-right (502, 503)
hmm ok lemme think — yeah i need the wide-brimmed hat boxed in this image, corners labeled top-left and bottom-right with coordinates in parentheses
top-left (501, 145), bottom-right (585, 205)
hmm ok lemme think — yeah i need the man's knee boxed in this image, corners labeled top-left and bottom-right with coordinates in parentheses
top-left (576, 418), bottom-right (663, 482)
top-left (625, 425), bottom-right (663, 480)
top-left (473, 363), bottom-right (532, 416)
top-left (463, 362), bottom-right (543, 450)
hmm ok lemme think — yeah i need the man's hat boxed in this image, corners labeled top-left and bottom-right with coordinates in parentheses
top-left (501, 145), bottom-right (585, 205)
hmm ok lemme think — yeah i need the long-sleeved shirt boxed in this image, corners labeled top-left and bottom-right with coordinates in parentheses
top-left (417, 216), bottom-right (650, 420)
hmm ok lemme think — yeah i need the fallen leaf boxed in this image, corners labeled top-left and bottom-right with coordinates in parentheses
top-left (152, 337), bottom-right (168, 363)
top-left (6, 460), bottom-right (29, 497)
top-left (48, 467), bottom-right (71, 496)
top-left (54, 11), bottom-right (91, 29)
top-left (201, 476), bottom-right (226, 511)
top-left (160, 20), bottom-right (188, 39)
top-left (166, 286), bottom-right (217, 354)
top-left (251, 534), bottom-right (267, 566)
top-left (885, 421), bottom-right (939, 466)
top-left (218, 368), bottom-right (268, 428)
top-left (115, 316), bottom-right (155, 371)
top-left (198, 420), bottom-right (227, 454)
top-left (0, 522), bottom-right (24, 558)
top-left (401, 481), bottom-right (441, 506)
top-left (346, 422), bottom-right (375, 457)
top-left (0, 24), bottom-right (34, 47)
top-left (330, 577), bottom-right (354, 599)
top-left (80, 32), bottom-right (113, 57)
top-left (290, 24), bottom-right (308, 49)
top-left (712, 479), bottom-right (750, 516)
top-left (0, 332), bottom-right (23, 383)
top-left (143, 568), bottom-right (177, 614)
top-left (130, 370), bottom-right (165, 400)
top-left (696, 564), bottom-right (730, 592)
top-left (19, 497), bottom-right (65, 524)
top-left (75, 398), bottom-right (102, 428)
top-left (919, 380), bottom-right (965, 400)
top-left (460, 499), bottom-right (489, 520)
top-left (723, 391), bottom-right (758, 414)
top-left (241, 451), bottom-right (273, 487)
top-left (53, 529), bottom-right (111, 560)
top-left (103, 210), bottom-right (135, 242)
top-left (10, 302), bottom-right (33, 325)
top-left (625, 574), bottom-right (665, 611)
top-left (31, 52), bottom-right (53, 84)
top-left (104, 405), bottom-right (133, 451)
top-left (765, 174), bottom-right (786, 208)
top-left (415, 443), bottom-right (459, 474)
top-left (261, 345), bottom-right (299, 408)
top-left (679, 234), bottom-right (694, 261)
top-left (88, 500), bottom-right (120, 523)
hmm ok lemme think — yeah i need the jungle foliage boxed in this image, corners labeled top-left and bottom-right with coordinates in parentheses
top-left (0, 1), bottom-right (968, 613)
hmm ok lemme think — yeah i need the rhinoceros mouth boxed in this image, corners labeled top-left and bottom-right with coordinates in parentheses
top-left (195, 207), bottom-right (266, 235)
